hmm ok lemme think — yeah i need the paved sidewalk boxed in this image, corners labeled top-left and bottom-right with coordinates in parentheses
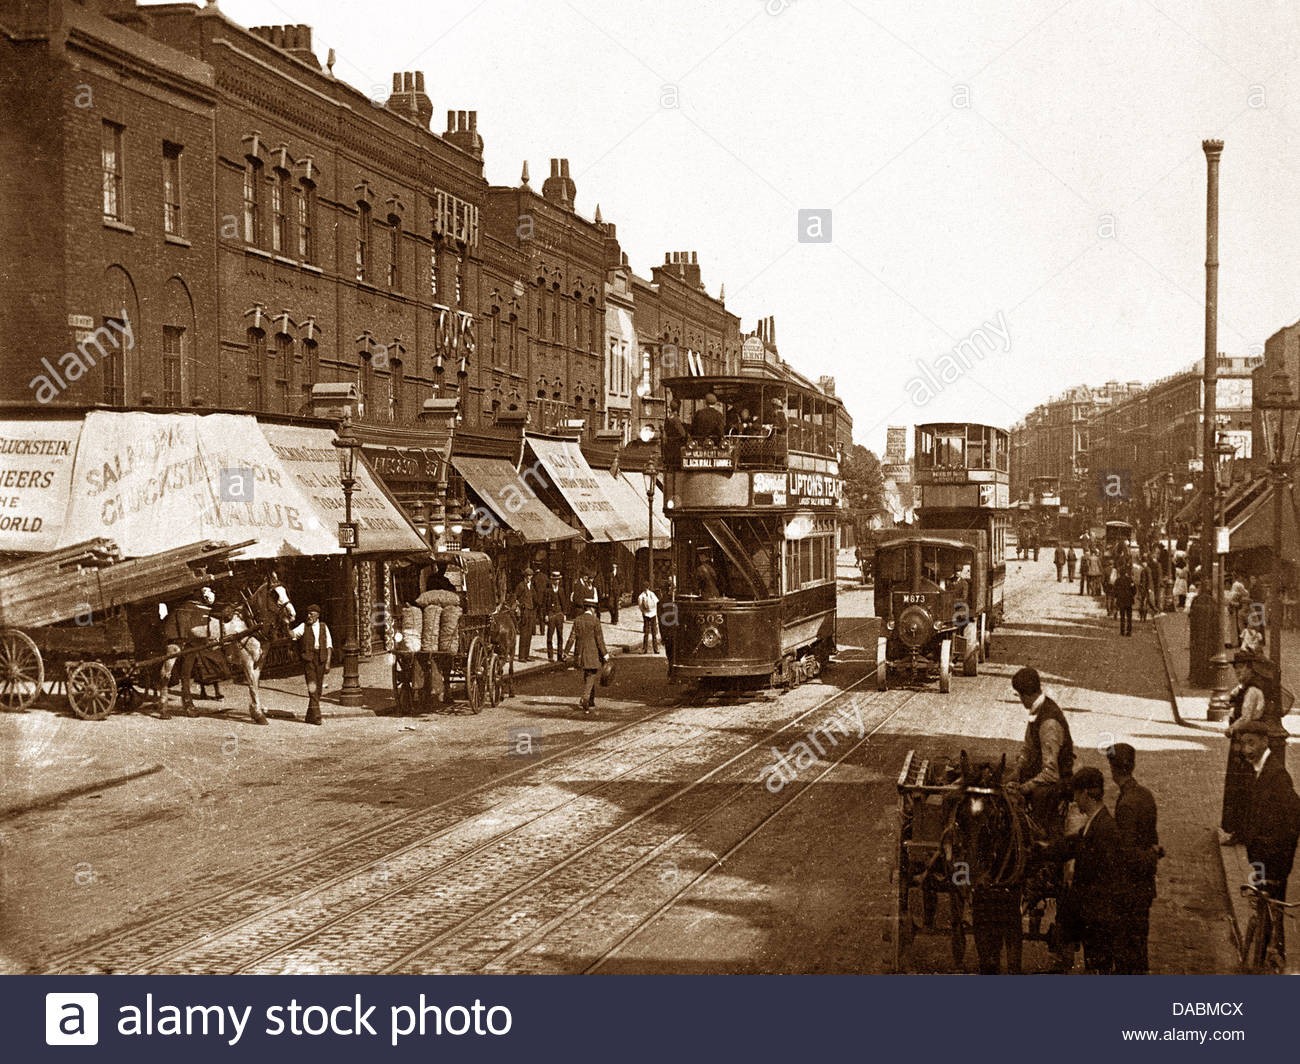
top-left (244, 609), bottom-right (654, 723)
top-left (1153, 608), bottom-right (1297, 968)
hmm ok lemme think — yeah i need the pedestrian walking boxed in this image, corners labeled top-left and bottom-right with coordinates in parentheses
top-left (564, 604), bottom-right (608, 713)
top-left (290, 604), bottom-right (331, 726)
top-left (1049, 767), bottom-right (1122, 974)
top-left (541, 570), bottom-right (566, 661)
top-left (1054, 545), bottom-right (1066, 582)
top-left (572, 569), bottom-right (599, 612)
top-left (1113, 567), bottom-right (1135, 635)
top-left (513, 568), bottom-right (537, 661)
top-left (604, 562), bottom-right (623, 624)
top-left (1086, 550), bottom-right (1102, 596)
top-left (1221, 650), bottom-right (1272, 844)
top-left (1066, 545), bottom-right (1077, 583)
top-left (1173, 562), bottom-right (1188, 609)
top-left (1107, 743), bottom-right (1162, 974)
top-left (1136, 560), bottom-right (1154, 622)
top-left (637, 583), bottom-right (660, 653)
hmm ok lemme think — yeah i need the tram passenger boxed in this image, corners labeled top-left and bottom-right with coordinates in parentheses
top-left (767, 397), bottom-right (788, 435)
top-left (695, 550), bottom-right (722, 599)
top-left (691, 392), bottom-right (726, 445)
top-left (663, 399), bottom-right (688, 465)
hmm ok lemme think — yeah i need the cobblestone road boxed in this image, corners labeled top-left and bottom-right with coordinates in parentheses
top-left (1, 557), bottom-right (1241, 974)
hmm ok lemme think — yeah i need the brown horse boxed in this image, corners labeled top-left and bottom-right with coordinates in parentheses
top-left (489, 602), bottom-right (517, 699)
top-left (164, 579), bottom-right (294, 723)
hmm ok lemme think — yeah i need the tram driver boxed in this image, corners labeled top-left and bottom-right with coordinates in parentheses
top-left (694, 549), bottom-right (722, 599)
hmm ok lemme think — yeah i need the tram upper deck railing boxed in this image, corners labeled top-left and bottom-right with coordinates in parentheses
top-left (666, 433), bottom-right (790, 472)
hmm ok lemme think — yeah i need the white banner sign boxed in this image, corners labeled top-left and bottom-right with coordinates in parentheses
top-left (0, 420), bottom-right (82, 552)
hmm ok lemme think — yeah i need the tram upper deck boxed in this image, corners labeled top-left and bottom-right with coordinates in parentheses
top-left (660, 374), bottom-right (845, 475)
top-left (913, 423), bottom-right (1010, 485)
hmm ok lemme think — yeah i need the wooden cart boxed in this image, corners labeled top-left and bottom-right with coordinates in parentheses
top-left (0, 539), bottom-right (253, 719)
top-left (894, 749), bottom-right (972, 971)
top-left (389, 551), bottom-right (505, 715)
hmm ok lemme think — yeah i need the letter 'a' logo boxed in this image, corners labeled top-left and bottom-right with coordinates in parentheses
top-left (46, 993), bottom-right (99, 1045)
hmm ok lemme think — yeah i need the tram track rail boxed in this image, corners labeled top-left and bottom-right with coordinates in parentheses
top-left (45, 615), bottom-right (883, 975)
top-left (220, 668), bottom-right (898, 975)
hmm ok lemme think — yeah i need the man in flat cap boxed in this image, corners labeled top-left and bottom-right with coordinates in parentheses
top-left (1009, 666), bottom-right (1074, 833)
top-left (1107, 742), bottom-right (1162, 973)
top-left (690, 391), bottom-right (726, 445)
top-left (290, 603), bottom-right (331, 725)
top-left (1237, 719), bottom-right (1300, 954)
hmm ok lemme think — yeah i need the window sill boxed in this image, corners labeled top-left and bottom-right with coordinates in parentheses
top-left (300, 262), bottom-right (323, 274)
top-left (164, 234), bottom-right (191, 248)
top-left (273, 254), bottom-right (298, 267)
top-left (245, 246), bottom-right (273, 259)
top-left (103, 218), bottom-right (135, 234)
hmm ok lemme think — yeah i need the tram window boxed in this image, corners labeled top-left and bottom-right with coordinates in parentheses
top-left (812, 399), bottom-right (826, 454)
top-left (967, 427), bottom-right (986, 470)
top-left (917, 427), bottom-right (933, 466)
top-left (934, 430), bottom-right (965, 468)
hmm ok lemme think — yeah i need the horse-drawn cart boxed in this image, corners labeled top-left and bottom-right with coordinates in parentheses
top-left (895, 748), bottom-right (1063, 973)
top-left (0, 539), bottom-right (256, 719)
top-left (388, 551), bottom-right (508, 715)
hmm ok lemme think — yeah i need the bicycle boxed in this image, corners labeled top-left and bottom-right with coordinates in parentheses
top-left (1238, 883), bottom-right (1299, 973)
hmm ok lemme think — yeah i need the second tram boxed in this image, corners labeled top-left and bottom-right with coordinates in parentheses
top-left (660, 364), bottom-right (845, 687)
top-left (873, 423), bottom-right (1009, 691)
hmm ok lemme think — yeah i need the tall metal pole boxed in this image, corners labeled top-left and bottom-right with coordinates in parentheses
top-left (1270, 453), bottom-right (1284, 710)
top-left (1189, 139), bottom-right (1222, 687)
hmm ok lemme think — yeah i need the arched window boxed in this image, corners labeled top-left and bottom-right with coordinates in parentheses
top-left (489, 312), bottom-right (499, 364)
top-left (391, 359), bottom-right (404, 420)
top-left (270, 168), bottom-right (289, 253)
top-left (247, 328), bottom-right (266, 409)
top-left (162, 326), bottom-right (185, 406)
top-left (243, 157), bottom-right (262, 245)
top-left (300, 338), bottom-right (318, 404)
top-left (273, 332), bottom-right (293, 413)
top-left (296, 180), bottom-right (316, 262)
top-left (355, 202), bottom-right (371, 283)
top-left (535, 304), bottom-right (543, 338)
top-left (387, 214), bottom-right (402, 290)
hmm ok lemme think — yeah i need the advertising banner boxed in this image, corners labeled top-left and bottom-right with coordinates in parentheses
top-left (0, 420), bottom-right (81, 552)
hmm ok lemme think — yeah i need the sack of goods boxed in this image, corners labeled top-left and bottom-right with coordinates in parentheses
top-left (421, 604), bottom-right (443, 649)
top-left (438, 603), bottom-right (462, 653)
top-left (416, 589), bottom-right (460, 607)
top-left (400, 605), bottom-right (423, 653)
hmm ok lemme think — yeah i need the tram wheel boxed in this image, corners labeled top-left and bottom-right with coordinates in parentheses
top-left (938, 640), bottom-right (952, 694)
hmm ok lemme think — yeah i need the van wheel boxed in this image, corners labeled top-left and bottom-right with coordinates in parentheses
top-left (938, 640), bottom-right (952, 694)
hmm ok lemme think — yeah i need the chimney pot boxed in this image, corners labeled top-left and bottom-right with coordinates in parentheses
top-left (561, 158), bottom-right (570, 177)
top-left (392, 72), bottom-right (402, 92)
top-left (446, 110), bottom-right (456, 131)
top-left (300, 25), bottom-right (311, 49)
top-left (271, 25), bottom-right (285, 48)
top-left (551, 158), bottom-right (560, 176)
top-left (665, 252), bottom-right (671, 264)
top-left (468, 110), bottom-right (476, 131)
top-left (458, 109), bottom-right (468, 129)
top-left (415, 71), bottom-right (425, 92)
top-left (692, 251), bottom-right (698, 264)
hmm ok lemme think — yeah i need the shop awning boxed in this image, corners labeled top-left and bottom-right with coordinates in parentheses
top-left (1, 410), bottom-right (425, 558)
top-left (261, 422), bottom-right (429, 555)
top-left (525, 435), bottom-right (640, 542)
top-left (611, 471), bottom-right (671, 549)
top-left (1228, 479), bottom-right (1300, 556)
top-left (450, 455), bottom-right (580, 543)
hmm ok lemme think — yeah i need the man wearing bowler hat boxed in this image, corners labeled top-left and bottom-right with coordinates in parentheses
top-left (513, 567), bottom-right (537, 661)
top-left (541, 570), bottom-right (567, 662)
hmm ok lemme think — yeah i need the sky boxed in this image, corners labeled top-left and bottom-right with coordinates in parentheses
top-left (181, 0), bottom-right (1300, 451)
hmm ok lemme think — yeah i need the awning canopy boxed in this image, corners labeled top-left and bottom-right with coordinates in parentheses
top-left (1228, 479), bottom-right (1300, 556)
top-left (611, 471), bottom-right (670, 549)
top-left (0, 411), bottom-right (426, 558)
top-left (525, 435), bottom-right (640, 542)
top-left (451, 455), bottom-right (580, 543)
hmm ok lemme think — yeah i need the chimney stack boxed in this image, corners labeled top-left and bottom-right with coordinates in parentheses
top-left (443, 107), bottom-right (484, 157)
top-left (386, 70), bottom-right (433, 128)
top-left (249, 24), bottom-right (320, 67)
top-left (542, 157), bottom-right (576, 209)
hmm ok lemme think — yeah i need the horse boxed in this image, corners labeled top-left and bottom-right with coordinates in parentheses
top-left (164, 578), bottom-right (295, 723)
top-left (489, 602), bottom-right (517, 699)
top-left (948, 752), bottom-right (1034, 974)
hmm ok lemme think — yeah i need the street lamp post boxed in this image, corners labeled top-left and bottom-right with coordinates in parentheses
top-left (1256, 369), bottom-right (1300, 714)
top-left (332, 417), bottom-right (364, 707)
top-left (642, 455), bottom-right (660, 595)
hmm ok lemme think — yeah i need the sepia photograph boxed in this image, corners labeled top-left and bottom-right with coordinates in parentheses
top-left (1, 0), bottom-right (1298, 1002)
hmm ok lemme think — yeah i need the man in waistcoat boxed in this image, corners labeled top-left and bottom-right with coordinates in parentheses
top-left (1009, 666), bottom-right (1074, 834)
top-left (513, 568), bottom-right (537, 661)
top-left (291, 604), bottom-right (332, 726)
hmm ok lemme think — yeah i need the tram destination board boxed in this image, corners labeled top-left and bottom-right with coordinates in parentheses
top-left (681, 447), bottom-right (734, 469)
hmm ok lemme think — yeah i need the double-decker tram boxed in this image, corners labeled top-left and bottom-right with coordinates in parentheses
top-left (660, 365), bottom-right (844, 688)
top-left (1016, 474), bottom-right (1064, 546)
top-left (873, 423), bottom-right (1009, 692)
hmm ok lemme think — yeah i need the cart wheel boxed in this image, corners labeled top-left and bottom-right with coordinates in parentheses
top-left (0, 629), bottom-right (44, 710)
top-left (938, 639), bottom-right (952, 694)
top-left (67, 661), bottom-right (118, 720)
top-left (486, 650), bottom-right (503, 707)
top-left (465, 637), bottom-right (485, 714)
